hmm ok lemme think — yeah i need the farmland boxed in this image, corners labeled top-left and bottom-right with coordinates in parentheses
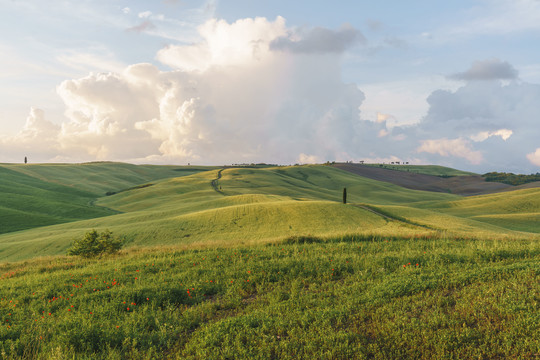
top-left (0, 162), bottom-right (538, 359)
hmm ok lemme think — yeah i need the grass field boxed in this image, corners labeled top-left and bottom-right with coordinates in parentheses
top-left (0, 163), bottom-right (214, 235)
top-left (0, 236), bottom-right (538, 359)
top-left (0, 166), bottom-right (116, 234)
top-left (0, 162), bottom-right (538, 358)
top-left (423, 187), bottom-right (540, 233)
top-left (1, 162), bottom-right (216, 196)
top-left (0, 166), bottom-right (538, 261)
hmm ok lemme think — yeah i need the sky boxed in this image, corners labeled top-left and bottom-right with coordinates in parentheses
top-left (1, 0), bottom-right (539, 173)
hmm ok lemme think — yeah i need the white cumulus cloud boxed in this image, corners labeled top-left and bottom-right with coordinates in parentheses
top-left (0, 17), bottom-right (370, 165)
top-left (417, 138), bottom-right (483, 164)
top-left (470, 129), bottom-right (513, 142)
top-left (527, 148), bottom-right (540, 167)
top-left (157, 17), bottom-right (289, 72)
top-left (2, 21), bottom-right (540, 173)
top-left (138, 11), bottom-right (152, 19)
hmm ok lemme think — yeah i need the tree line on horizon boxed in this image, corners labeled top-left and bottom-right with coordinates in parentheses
top-left (483, 172), bottom-right (540, 186)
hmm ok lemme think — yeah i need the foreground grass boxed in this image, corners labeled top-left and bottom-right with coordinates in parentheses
top-left (1, 236), bottom-right (538, 359)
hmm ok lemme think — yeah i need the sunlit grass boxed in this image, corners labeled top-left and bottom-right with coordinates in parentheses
top-left (0, 163), bottom-right (213, 235)
top-left (1, 165), bottom-right (538, 262)
top-left (0, 236), bottom-right (537, 359)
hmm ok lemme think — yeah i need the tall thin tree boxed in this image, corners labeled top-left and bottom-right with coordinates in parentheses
top-left (343, 187), bottom-right (347, 204)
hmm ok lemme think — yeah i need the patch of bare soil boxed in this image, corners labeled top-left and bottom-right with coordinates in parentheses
top-left (332, 164), bottom-right (537, 196)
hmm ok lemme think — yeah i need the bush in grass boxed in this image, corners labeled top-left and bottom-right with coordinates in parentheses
top-left (67, 229), bottom-right (124, 258)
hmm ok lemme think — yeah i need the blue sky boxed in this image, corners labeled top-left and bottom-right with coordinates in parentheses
top-left (1, 0), bottom-right (539, 172)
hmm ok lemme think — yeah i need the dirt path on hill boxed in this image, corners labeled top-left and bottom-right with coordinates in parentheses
top-left (353, 204), bottom-right (436, 230)
top-left (211, 169), bottom-right (225, 195)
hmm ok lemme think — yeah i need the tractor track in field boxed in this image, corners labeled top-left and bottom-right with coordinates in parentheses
top-left (353, 204), bottom-right (437, 230)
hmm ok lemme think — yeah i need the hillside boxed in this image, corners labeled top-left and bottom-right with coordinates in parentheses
top-left (0, 166), bottom-right (116, 234)
top-left (0, 162), bottom-right (538, 358)
top-left (332, 163), bottom-right (522, 195)
top-left (0, 163), bottom-right (214, 234)
top-left (1, 164), bottom-right (538, 262)
top-left (2, 162), bottom-right (215, 196)
top-left (362, 163), bottom-right (477, 176)
top-left (427, 187), bottom-right (540, 233)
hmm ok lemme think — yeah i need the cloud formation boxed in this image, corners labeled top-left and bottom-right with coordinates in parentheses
top-left (400, 76), bottom-right (540, 172)
top-left (417, 138), bottom-right (483, 164)
top-left (157, 17), bottom-right (289, 71)
top-left (269, 24), bottom-right (365, 54)
top-left (1, 17), bottom-right (368, 165)
top-left (527, 148), bottom-right (540, 167)
top-left (1, 17), bottom-right (539, 173)
top-left (127, 20), bottom-right (156, 33)
top-left (449, 58), bottom-right (519, 81)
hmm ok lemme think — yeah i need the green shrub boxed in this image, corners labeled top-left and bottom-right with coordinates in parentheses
top-left (67, 229), bottom-right (124, 258)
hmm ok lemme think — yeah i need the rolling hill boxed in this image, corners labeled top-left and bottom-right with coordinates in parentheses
top-left (332, 163), bottom-right (515, 195)
top-left (0, 163), bottom-right (215, 234)
top-left (0, 163), bottom-right (538, 262)
top-left (0, 162), bottom-right (538, 358)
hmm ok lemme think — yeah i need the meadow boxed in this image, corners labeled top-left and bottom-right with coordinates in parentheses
top-left (0, 236), bottom-right (538, 359)
top-left (0, 163), bottom-right (538, 358)
top-left (1, 164), bottom-right (537, 261)
top-left (0, 163), bottom-right (215, 235)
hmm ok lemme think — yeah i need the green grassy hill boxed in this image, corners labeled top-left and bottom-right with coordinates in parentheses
top-left (0, 163), bottom-right (213, 235)
top-left (431, 187), bottom-right (540, 233)
top-left (1, 164), bottom-right (538, 262)
top-left (2, 162), bottom-right (215, 196)
top-left (0, 162), bottom-right (538, 358)
top-left (373, 188), bottom-right (540, 235)
top-left (0, 166), bottom-right (116, 234)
